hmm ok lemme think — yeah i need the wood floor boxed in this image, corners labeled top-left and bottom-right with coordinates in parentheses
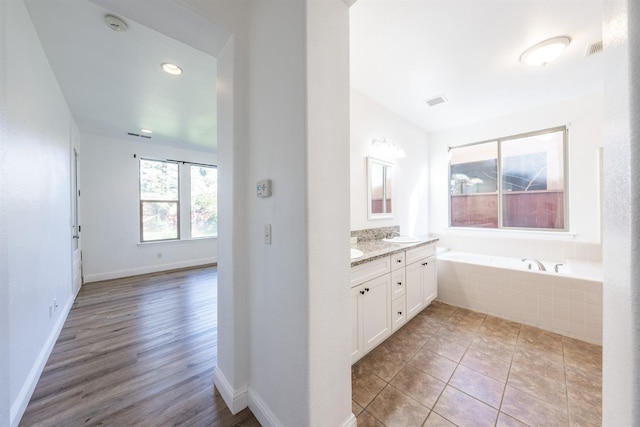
top-left (20, 266), bottom-right (260, 427)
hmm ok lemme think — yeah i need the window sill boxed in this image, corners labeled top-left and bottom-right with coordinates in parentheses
top-left (442, 227), bottom-right (576, 240)
top-left (137, 237), bottom-right (217, 246)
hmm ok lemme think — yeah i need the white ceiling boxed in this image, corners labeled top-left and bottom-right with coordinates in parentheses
top-left (350, 0), bottom-right (604, 133)
top-left (25, 0), bottom-right (219, 152)
top-left (24, 0), bottom-right (604, 152)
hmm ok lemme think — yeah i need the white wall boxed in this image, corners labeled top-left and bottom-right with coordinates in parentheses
top-left (0, 0), bottom-right (9, 424)
top-left (351, 88), bottom-right (430, 236)
top-left (81, 133), bottom-right (217, 283)
top-left (182, 1), bottom-right (353, 426)
top-left (6, 1), bottom-right (79, 424)
top-left (602, 0), bottom-right (638, 424)
top-left (429, 92), bottom-right (604, 262)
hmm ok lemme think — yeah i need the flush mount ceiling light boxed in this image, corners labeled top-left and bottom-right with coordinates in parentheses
top-left (520, 36), bottom-right (572, 66)
top-left (161, 62), bottom-right (183, 75)
top-left (140, 129), bottom-right (153, 134)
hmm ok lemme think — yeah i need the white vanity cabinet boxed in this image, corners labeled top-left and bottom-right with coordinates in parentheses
top-left (405, 244), bottom-right (437, 321)
top-left (350, 257), bottom-right (392, 363)
top-left (350, 242), bottom-right (437, 364)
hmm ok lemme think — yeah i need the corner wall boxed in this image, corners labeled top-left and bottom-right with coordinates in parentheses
top-left (350, 88), bottom-right (430, 236)
top-left (602, 0), bottom-right (638, 423)
top-left (6, 1), bottom-right (79, 424)
top-left (81, 133), bottom-right (217, 283)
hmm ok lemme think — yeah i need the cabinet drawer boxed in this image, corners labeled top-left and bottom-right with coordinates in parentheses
top-left (391, 269), bottom-right (405, 300)
top-left (391, 252), bottom-right (405, 271)
top-left (392, 298), bottom-right (407, 331)
top-left (406, 244), bottom-right (436, 265)
top-left (350, 256), bottom-right (391, 287)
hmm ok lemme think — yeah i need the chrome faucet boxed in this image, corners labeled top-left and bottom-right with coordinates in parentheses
top-left (521, 257), bottom-right (546, 271)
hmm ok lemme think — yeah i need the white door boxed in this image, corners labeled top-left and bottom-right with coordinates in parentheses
top-left (361, 274), bottom-right (391, 353)
top-left (405, 260), bottom-right (424, 320)
top-left (71, 146), bottom-right (82, 294)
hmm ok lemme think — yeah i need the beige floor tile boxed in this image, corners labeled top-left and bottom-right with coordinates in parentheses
top-left (449, 364), bottom-right (505, 408)
top-left (432, 385), bottom-right (498, 426)
top-left (496, 412), bottom-right (529, 427)
top-left (389, 365), bottom-right (446, 408)
top-left (435, 323), bottom-right (479, 347)
top-left (470, 334), bottom-right (516, 361)
top-left (351, 365), bottom-right (387, 407)
top-left (423, 411), bottom-right (456, 426)
top-left (377, 332), bottom-right (425, 363)
top-left (352, 400), bottom-right (363, 417)
top-left (507, 363), bottom-right (567, 408)
top-left (367, 385), bottom-right (430, 427)
top-left (424, 335), bottom-right (468, 362)
top-left (563, 336), bottom-right (603, 372)
top-left (501, 386), bottom-right (568, 426)
top-left (356, 345), bottom-right (406, 382)
top-left (408, 347), bottom-right (458, 382)
top-left (356, 410), bottom-right (385, 427)
top-left (460, 347), bottom-right (511, 383)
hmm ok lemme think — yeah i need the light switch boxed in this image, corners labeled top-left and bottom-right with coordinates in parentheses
top-left (257, 179), bottom-right (272, 198)
top-left (264, 224), bottom-right (272, 245)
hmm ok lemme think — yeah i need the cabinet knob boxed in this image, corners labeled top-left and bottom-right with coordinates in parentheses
top-left (398, 311), bottom-right (403, 315)
top-left (360, 290), bottom-right (365, 295)
top-left (422, 262), bottom-right (429, 266)
top-left (396, 259), bottom-right (402, 263)
top-left (365, 287), bottom-right (370, 292)
top-left (397, 282), bottom-right (402, 286)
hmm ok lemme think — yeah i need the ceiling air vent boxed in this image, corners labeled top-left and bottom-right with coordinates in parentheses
top-left (425, 95), bottom-right (447, 107)
top-left (585, 40), bottom-right (603, 57)
top-left (127, 132), bottom-right (151, 139)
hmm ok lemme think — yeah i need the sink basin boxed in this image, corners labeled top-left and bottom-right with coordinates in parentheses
top-left (350, 248), bottom-right (364, 259)
top-left (382, 236), bottom-right (421, 244)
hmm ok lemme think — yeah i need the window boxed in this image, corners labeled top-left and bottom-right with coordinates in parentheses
top-left (139, 159), bottom-right (217, 242)
top-left (449, 127), bottom-right (567, 231)
top-left (190, 165), bottom-right (217, 238)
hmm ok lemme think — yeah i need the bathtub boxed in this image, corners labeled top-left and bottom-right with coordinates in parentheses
top-left (436, 250), bottom-right (603, 344)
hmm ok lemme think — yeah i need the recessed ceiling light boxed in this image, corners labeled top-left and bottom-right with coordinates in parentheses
top-left (161, 62), bottom-right (183, 75)
top-left (520, 36), bottom-right (572, 66)
top-left (425, 95), bottom-right (448, 107)
top-left (140, 129), bottom-right (153, 134)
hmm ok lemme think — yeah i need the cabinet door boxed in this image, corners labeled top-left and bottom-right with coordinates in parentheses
top-left (361, 274), bottom-right (392, 353)
top-left (405, 260), bottom-right (424, 320)
top-left (423, 255), bottom-right (437, 306)
top-left (351, 286), bottom-right (363, 363)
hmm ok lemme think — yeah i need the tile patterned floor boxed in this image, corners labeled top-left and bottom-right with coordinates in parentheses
top-left (352, 301), bottom-right (602, 427)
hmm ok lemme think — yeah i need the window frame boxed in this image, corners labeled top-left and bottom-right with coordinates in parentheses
top-left (188, 163), bottom-right (218, 239)
top-left (139, 158), bottom-right (217, 243)
top-left (448, 126), bottom-right (569, 232)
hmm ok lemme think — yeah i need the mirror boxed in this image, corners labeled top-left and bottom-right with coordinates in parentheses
top-left (368, 156), bottom-right (394, 219)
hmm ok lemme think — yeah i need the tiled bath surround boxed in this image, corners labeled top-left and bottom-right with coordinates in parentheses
top-left (437, 258), bottom-right (603, 344)
top-left (434, 233), bottom-right (602, 264)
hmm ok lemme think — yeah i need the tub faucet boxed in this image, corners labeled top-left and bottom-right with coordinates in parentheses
top-left (521, 257), bottom-right (546, 271)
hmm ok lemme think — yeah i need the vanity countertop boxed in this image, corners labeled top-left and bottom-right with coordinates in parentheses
top-left (350, 236), bottom-right (439, 267)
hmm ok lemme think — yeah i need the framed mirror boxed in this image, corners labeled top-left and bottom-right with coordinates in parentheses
top-left (367, 156), bottom-right (394, 219)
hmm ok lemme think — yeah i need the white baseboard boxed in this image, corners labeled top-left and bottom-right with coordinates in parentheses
top-left (213, 367), bottom-right (248, 415)
top-left (84, 257), bottom-right (216, 283)
top-left (343, 413), bottom-right (357, 427)
top-left (248, 386), bottom-right (283, 427)
top-left (10, 292), bottom-right (76, 427)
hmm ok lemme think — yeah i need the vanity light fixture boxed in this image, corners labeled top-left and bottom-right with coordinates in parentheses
top-left (161, 62), bottom-right (183, 75)
top-left (371, 138), bottom-right (406, 159)
top-left (519, 36), bottom-right (571, 66)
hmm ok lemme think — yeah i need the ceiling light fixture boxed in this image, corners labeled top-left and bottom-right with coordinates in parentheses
top-left (519, 36), bottom-right (571, 66)
top-left (161, 62), bottom-right (183, 75)
top-left (140, 129), bottom-right (153, 134)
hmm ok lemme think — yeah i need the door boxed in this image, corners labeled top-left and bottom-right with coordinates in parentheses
top-left (405, 260), bottom-right (424, 320)
top-left (423, 256), bottom-right (437, 306)
top-left (361, 274), bottom-right (391, 353)
top-left (71, 145), bottom-right (82, 294)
